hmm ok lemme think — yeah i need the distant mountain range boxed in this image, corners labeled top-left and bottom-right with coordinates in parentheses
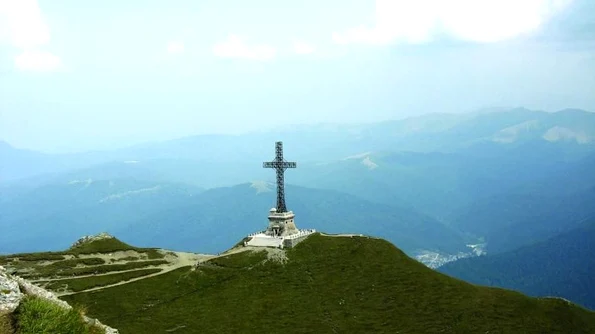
top-left (0, 178), bottom-right (203, 254)
top-left (114, 182), bottom-right (468, 255)
top-left (0, 180), bottom-right (467, 257)
top-left (2, 108), bottom-right (594, 184)
top-left (446, 151), bottom-right (595, 253)
top-left (439, 220), bottom-right (595, 310)
top-left (293, 144), bottom-right (593, 220)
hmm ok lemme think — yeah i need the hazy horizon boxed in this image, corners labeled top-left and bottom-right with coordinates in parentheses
top-left (2, 106), bottom-right (594, 154)
top-left (1, 0), bottom-right (595, 153)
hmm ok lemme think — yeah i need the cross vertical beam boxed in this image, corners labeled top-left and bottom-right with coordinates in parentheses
top-left (263, 141), bottom-right (297, 213)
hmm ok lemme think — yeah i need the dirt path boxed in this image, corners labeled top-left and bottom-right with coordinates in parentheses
top-left (48, 235), bottom-right (368, 296)
top-left (56, 249), bottom-right (253, 296)
top-left (31, 267), bottom-right (162, 283)
top-left (54, 246), bottom-right (288, 296)
top-left (319, 233), bottom-right (368, 238)
top-left (33, 252), bottom-right (209, 283)
top-left (57, 265), bottom-right (178, 297)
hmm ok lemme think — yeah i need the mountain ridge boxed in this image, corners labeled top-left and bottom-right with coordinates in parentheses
top-left (439, 219), bottom-right (595, 310)
top-left (3, 108), bottom-right (594, 183)
top-left (0, 181), bottom-right (469, 261)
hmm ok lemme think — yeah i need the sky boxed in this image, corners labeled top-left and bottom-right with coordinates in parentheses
top-left (0, 0), bottom-right (594, 153)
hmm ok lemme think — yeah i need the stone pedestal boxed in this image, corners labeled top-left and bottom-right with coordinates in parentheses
top-left (266, 208), bottom-right (297, 237)
top-left (245, 208), bottom-right (315, 249)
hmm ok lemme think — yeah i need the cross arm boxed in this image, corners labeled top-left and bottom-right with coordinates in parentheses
top-left (263, 161), bottom-right (297, 168)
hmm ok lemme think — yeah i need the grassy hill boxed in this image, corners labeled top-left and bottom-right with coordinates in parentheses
top-left (55, 234), bottom-right (595, 334)
top-left (0, 235), bottom-right (170, 289)
top-left (439, 220), bottom-right (595, 310)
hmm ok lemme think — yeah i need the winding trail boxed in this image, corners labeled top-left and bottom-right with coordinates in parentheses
top-left (31, 259), bottom-right (177, 283)
top-left (37, 234), bottom-right (364, 297)
top-left (319, 233), bottom-right (371, 238)
top-left (52, 238), bottom-right (336, 297)
top-left (55, 249), bottom-right (256, 296)
top-left (32, 267), bottom-right (161, 283)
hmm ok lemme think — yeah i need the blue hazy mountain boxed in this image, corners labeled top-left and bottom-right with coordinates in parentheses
top-left (449, 153), bottom-right (595, 253)
top-left (0, 178), bottom-right (203, 254)
top-left (439, 219), bottom-right (595, 310)
top-left (0, 180), bottom-right (467, 256)
top-left (3, 108), bottom-right (594, 184)
top-left (113, 183), bottom-right (468, 255)
top-left (295, 138), bottom-right (595, 220)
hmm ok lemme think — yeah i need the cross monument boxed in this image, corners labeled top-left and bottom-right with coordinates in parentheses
top-left (262, 141), bottom-right (298, 236)
top-left (242, 141), bottom-right (315, 247)
top-left (263, 141), bottom-right (296, 213)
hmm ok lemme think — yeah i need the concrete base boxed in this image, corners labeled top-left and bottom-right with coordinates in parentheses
top-left (266, 210), bottom-right (298, 237)
top-left (245, 229), bottom-right (316, 249)
top-left (246, 235), bottom-right (284, 248)
top-left (282, 229), bottom-right (316, 248)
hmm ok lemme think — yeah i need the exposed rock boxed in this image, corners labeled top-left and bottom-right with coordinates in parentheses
top-left (84, 316), bottom-right (119, 334)
top-left (543, 126), bottom-right (592, 144)
top-left (0, 265), bottom-right (119, 333)
top-left (0, 266), bottom-right (23, 314)
top-left (14, 276), bottom-right (72, 310)
top-left (250, 181), bottom-right (274, 194)
top-left (71, 232), bottom-right (115, 248)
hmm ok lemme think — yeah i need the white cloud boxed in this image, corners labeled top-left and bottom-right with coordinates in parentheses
top-left (14, 50), bottom-right (61, 71)
top-left (0, 0), bottom-right (61, 71)
top-left (213, 34), bottom-right (276, 60)
top-left (333, 0), bottom-right (574, 45)
top-left (0, 0), bottom-right (50, 48)
top-left (167, 41), bottom-right (185, 54)
top-left (293, 41), bottom-right (315, 54)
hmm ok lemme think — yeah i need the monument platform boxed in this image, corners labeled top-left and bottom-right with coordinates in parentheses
top-left (245, 229), bottom-right (317, 249)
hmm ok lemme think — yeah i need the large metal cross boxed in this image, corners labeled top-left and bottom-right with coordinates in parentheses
top-left (263, 141), bottom-right (297, 213)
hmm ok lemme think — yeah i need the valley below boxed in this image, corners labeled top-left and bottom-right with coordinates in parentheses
top-left (414, 243), bottom-right (487, 269)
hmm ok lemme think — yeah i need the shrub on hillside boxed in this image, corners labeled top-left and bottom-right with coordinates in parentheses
top-left (2, 253), bottom-right (66, 262)
top-left (13, 296), bottom-right (102, 334)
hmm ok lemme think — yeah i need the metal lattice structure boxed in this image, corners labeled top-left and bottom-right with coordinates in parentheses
top-left (263, 141), bottom-right (296, 213)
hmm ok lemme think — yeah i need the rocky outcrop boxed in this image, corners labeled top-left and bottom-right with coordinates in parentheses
top-left (0, 265), bottom-right (118, 333)
top-left (71, 232), bottom-right (115, 248)
top-left (14, 275), bottom-right (72, 311)
top-left (0, 266), bottom-right (22, 314)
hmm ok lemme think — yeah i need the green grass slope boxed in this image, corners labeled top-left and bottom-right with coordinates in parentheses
top-left (62, 234), bottom-right (595, 334)
top-left (67, 236), bottom-right (163, 259)
top-left (0, 236), bottom-right (166, 283)
top-left (0, 236), bottom-right (164, 263)
top-left (68, 237), bottom-right (138, 254)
